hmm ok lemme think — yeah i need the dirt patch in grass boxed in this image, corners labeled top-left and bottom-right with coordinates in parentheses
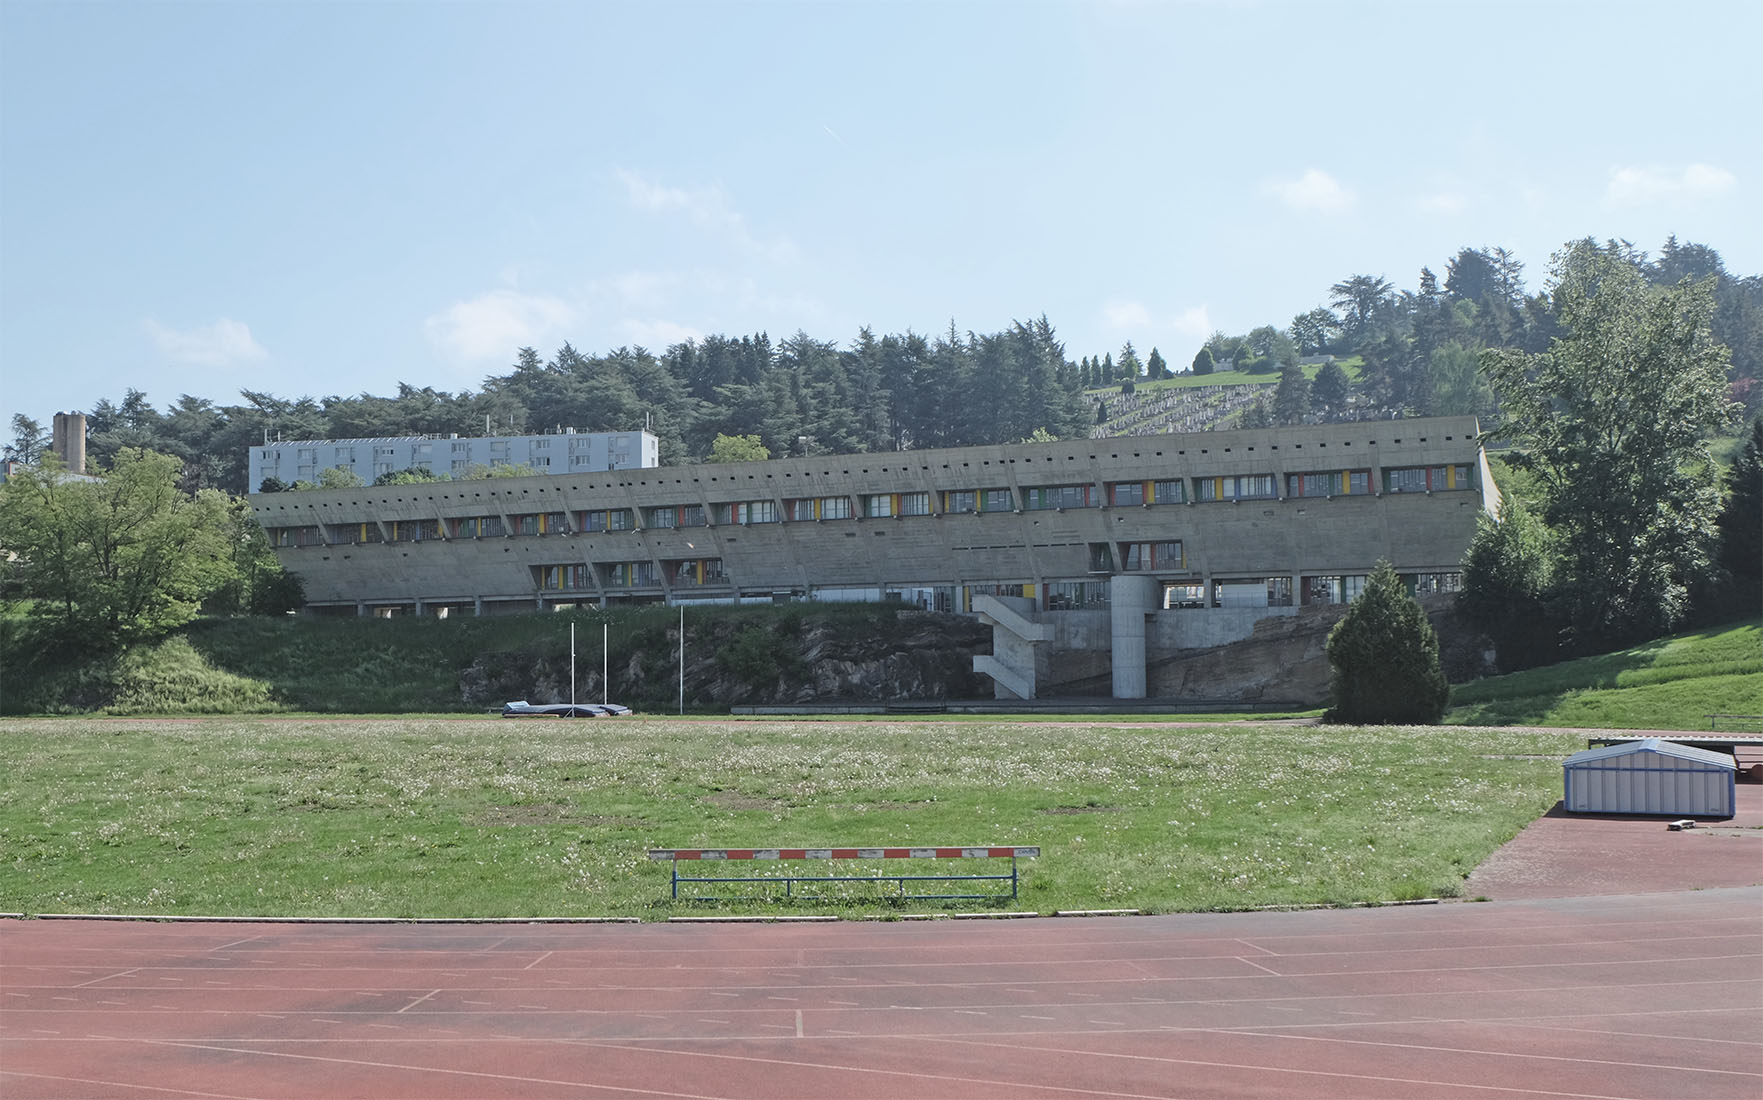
top-left (701, 791), bottom-right (783, 812)
top-left (1042, 804), bottom-right (1121, 815)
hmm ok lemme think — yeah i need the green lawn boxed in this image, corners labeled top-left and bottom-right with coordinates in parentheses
top-left (0, 717), bottom-right (1571, 920)
top-left (1446, 621), bottom-right (1763, 729)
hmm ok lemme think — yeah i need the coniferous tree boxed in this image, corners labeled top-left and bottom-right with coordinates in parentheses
top-left (1147, 347), bottom-right (1168, 380)
top-left (1324, 561), bottom-right (1449, 724)
top-left (1192, 346), bottom-right (1214, 375)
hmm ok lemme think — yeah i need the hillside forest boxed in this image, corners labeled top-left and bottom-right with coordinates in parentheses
top-left (6, 236), bottom-right (1757, 499)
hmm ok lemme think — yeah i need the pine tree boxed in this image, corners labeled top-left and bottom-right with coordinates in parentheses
top-left (1324, 561), bottom-right (1450, 724)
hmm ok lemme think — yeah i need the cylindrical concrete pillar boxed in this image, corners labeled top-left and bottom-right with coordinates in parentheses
top-left (1110, 575), bottom-right (1159, 699)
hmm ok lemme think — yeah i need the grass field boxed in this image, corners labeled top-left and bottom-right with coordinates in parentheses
top-left (0, 717), bottom-right (1574, 920)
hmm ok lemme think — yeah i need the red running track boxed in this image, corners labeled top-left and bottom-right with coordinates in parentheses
top-left (3, 887), bottom-right (1760, 1099)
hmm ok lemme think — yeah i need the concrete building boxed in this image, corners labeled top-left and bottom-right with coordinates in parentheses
top-left (247, 429), bottom-right (659, 491)
top-left (250, 415), bottom-right (1496, 700)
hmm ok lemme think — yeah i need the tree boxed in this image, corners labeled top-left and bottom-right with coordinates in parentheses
top-left (1712, 416), bottom-right (1762, 613)
top-left (1117, 342), bottom-right (1144, 383)
top-left (1311, 359), bottom-right (1350, 417)
top-left (1146, 347), bottom-right (1168, 380)
top-left (1290, 308), bottom-right (1338, 355)
top-left (1272, 365), bottom-right (1310, 425)
top-left (0, 449), bottom-right (238, 647)
top-left (7, 414), bottom-right (50, 465)
top-left (1457, 499), bottom-right (1560, 672)
top-left (1191, 346), bottom-right (1214, 375)
top-left (1482, 240), bottom-right (1737, 648)
top-left (709, 433), bottom-right (770, 464)
top-left (316, 466), bottom-right (365, 489)
top-left (1324, 561), bottom-right (1449, 724)
top-left (1329, 274), bottom-right (1395, 346)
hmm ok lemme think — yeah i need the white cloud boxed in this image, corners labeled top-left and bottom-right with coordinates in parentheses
top-left (1605, 163), bottom-right (1737, 207)
top-left (1169, 306), bottom-right (1211, 338)
top-left (424, 290), bottom-right (576, 363)
top-left (145, 317), bottom-right (267, 367)
top-left (1263, 169), bottom-right (1354, 214)
top-left (1103, 300), bottom-right (1151, 328)
top-left (616, 169), bottom-right (797, 263)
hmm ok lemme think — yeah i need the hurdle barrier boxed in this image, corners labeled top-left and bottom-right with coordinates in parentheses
top-left (647, 846), bottom-right (1039, 901)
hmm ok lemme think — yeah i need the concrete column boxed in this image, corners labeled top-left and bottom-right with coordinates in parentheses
top-left (1110, 575), bottom-right (1159, 699)
top-left (355, 601), bottom-right (367, 618)
top-left (473, 596), bottom-right (484, 617)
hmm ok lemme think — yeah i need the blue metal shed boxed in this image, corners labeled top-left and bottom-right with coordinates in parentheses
top-left (1563, 738), bottom-right (1736, 818)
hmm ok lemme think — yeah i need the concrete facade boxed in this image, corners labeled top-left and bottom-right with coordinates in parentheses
top-left (248, 429), bottom-right (658, 491)
top-left (250, 416), bottom-right (1496, 694)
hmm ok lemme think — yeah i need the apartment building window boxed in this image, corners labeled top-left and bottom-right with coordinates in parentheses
top-left (373, 462), bottom-right (395, 476)
top-left (1152, 479), bottom-right (1184, 504)
top-left (536, 564), bottom-right (593, 590)
top-left (863, 494), bottom-right (894, 518)
top-left (581, 509), bottom-right (632, 532)
top-left (1385, 465), bottom-right (1472, 493)
top-left (982, 488), bottom-right (1012, 511)
top-left (452, 441), bottom-right (469, 453)
top-left (599, 561), bottom-right (658, 587)
top-left (532, 438), bottom-right (550, 450)
top-left (1023, 484), bottom-right (1091, 510)
top-left (1088, 543), bottom-right (1114, 572)
top-left (1288, 470), bottom-right (1371, 497)
top-left (961, 583), bottom-right (1026, 612)
top-left (452, 515), bottom-right (504, 538)
top-left (326, 523), bottom-right (381, 544)
top-left (899, 491), bottom-right (930, 516)
top-left (945, 490), bottom-right (976, 513)
top-left (374, 445), bottom-right (397, 458)
top-left (1109, 481), bottom-right (1144, 506)
top-left (268, 526), bottom-right (324, 547)
top-left (530, 456), bottom-right (551, 468)
top-left (669, 558), bottom-right (726, 586)
top-left (1408, 571), bottom-right (1463, 595)
top-left (819, 496), bottom-right (852, 520)
top-left (1211, 577), bottom-right (1289, 607)
top-left (1304, 574), bottom-right (1367, 605)
top-left (1118, 540), bottom-right (1183, 571)
top-left (788, 499), bottom-right (815, 521)
top-left (717, 501), bottom-right (777, 525)
top-left (390, 519), bottom-right (441, 542)
top-left (1044, 581), bottom-right (1108, 610)
top-left (1163, 583), bottom-right (1206, 609)
top-left (1195, 474), bottom-right (1276, 501)
top-left (334, 447), bottom-right (356, 463)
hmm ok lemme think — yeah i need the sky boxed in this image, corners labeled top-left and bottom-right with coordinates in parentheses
top-left (2, 0), bottom-right (1759, 434)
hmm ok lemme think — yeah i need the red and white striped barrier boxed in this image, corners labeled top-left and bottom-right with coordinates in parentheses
top-left (648, 847), bottom-right (1038, 861)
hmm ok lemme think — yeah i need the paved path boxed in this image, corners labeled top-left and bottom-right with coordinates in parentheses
top-left (5, 763), bottom-right (1761, 1098)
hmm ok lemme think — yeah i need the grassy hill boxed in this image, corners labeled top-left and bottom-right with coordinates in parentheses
top-left (1445, 620), bottom-right (1762, 730)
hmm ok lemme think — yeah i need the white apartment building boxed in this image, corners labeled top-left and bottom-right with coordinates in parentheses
top-left (249, 429), bottom-right (658, 490)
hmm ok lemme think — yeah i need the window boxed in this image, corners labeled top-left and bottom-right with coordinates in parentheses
top-left (1089, 543), bottom-right (1114, 572)
top-left (1195, 474), bottom-right (1276, 501)
top-left (1303, 574), bottom-right (1366, 605)
top-left (334, 447), bottom-right (355, 462)
top-left (1163, 583), bottom-right (1205, 609)
top-left (789, 499), bottom-right (815, 521)
top-left (1044, 581), bottom-right (1108, 610)
top-left (581, 509), bottom-right (632, 532)
top-left (268, 525), bottom-right (323, 547)
top-left (1211, 577), bottom-right (1287, 607)
top-left (962, 583), bottom-right (1026, 611)
top-left (945, 490), bottom-right (977, 513)
top-left (1287, 470), bottom-right (1371, 497)
top-left (530, 456), bottom-right (551, 468)
top-left (899, 491), bottom-right (930, 516)
top-left (1118, 541), bottom-right (1183, 571)
top-left (452, 441), bottom-right (468, 453)
top-left (819, 496), bottom-right (851, 520)
top-left (1023, 484), bottom-right (1091, 510)
top-left (374, 445), bottom-right (397, 458)
top-left (863, 494), bottom-right (894, 518)
top-left (1152, 479), bottom-right (1184, 504)
top-left (669, 559), bottom-right (726, 586)
top-left (453, 515), bottom-right (504, 538)
top-left (532, 438), bottom-right (550, 450)
top-left (536, 564), bottom-right (594, 590)
top-left (1385, 465), bottom-right (1471, 493)
top-left (982, 488), bottom-right (1012, 512)
top-left (599, 561), bottom-right (657, 587)
top-left (1109, 481), bottom-right (1144, 507)
top-left (390, 519), bottom-right (440, 542)
top-left (1408, 572), bottom-right (1463, 595)
top-left (717, 501), bottom-right (777, 525)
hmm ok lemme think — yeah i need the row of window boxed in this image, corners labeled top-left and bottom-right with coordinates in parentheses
top-left (265, 465), bottom-right (1475, 544)
top-left (536, 559), bottom-right (726, 590)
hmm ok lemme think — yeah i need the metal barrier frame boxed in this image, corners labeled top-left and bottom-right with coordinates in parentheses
top-left (647, 846), bottom-right (1040, 902)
